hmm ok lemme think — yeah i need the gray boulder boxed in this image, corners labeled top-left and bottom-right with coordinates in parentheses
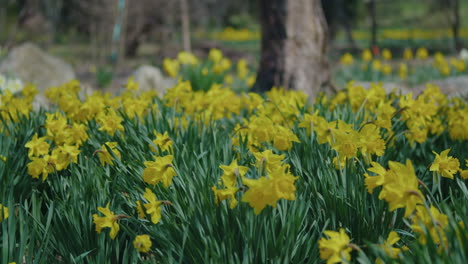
top-left (0, 43), bottom-right (75, 92)
top-left (132, 65), bottom-right (176, 95)
top-left (355, 78), bottom-right (468, 98)
top-left (353, 81), bottom-right (411, 95)
top-left (414, 76), bottom-right (468, 98)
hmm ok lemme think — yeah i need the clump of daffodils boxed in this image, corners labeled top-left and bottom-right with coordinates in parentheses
top-left (212, 150), bottom-right (298, 215)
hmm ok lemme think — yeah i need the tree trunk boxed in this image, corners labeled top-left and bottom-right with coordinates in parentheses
top-left (451, 0), bottom-right (461, 51)
top-left (254, 0), bottom-right (287, 93)
top-left (366, 0), bottom-right (377, 47)
top-left (254, 0), bottom-right (329, 100)
top-left (180, 0), bottom-right (191, 52)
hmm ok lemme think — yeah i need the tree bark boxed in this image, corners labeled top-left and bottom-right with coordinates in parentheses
top-left (180, 0), bottom-right (191, 52)
top-left (254, 0), bottom-right (287, 93)
top-left (451, 0), bottom-right (461, 51)
top-left (254, 0), bottom-right (329, 100)
top-left (366, 0), bottom-right (377, 47)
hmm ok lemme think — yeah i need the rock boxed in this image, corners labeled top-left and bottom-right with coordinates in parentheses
top-left (415, 76), bottom-right (468, 98)
top-left (354, 77), bottom-right (468, 98)
top-left (0, 43), bottom-right (75, 92)
top-left (353, 81), bottom-right (411, 95)
top-left (132, 65), bottom-right (176, 95)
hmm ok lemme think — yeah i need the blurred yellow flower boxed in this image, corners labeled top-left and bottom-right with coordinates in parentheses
top-left (460, 160), bottom-right (468, 179)
top-left (136, 201), bottom-right (145, 219)
top-left (133, 234), bottom-right (152, 253)
top-left (163, 58), bottom-right (180, 78)
top-left (237, 59), bottom-right (249, 79)
top-left (208, 48), bottom-right (223, 63)
top-left (411, 205), bottom-right (448, 246)
top-left (177, 51), bottom-right (198, 65)
top-left (362, 49), bottom-right (373, 62)
top-left (382, 64), bottom-right (392, 75)
top-left (379, 231), bottom-right (402, 258)
top-left (403, 48), bottom-right (413, 60)
top-left (319, 228), bottom-right (353, 264)
top-left (399, 63), bottom-right (408, 80)
top-left (372, 60), bottom-right (382, 71)
top-left (126, 76), bottom-right (139, 91)
top-left (340, 53), bottom-right (354, 65)
top-left (382, 49), bottom-right (392, 60)
top-left (416, 47), bottom-right (428, 60)
top-left (0, 203), bottom-right (8, 222)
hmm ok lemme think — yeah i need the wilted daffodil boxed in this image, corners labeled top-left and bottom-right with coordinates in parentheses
top-left (430, 149), bottom-right (460, 179)
top-left (318, 228), bottom-right (353, 264)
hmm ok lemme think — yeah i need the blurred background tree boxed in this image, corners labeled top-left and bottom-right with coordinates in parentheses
top-left (0, 0), bottom-right (466, 92)
top-left (254, 0), bottom-right (329, 97)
